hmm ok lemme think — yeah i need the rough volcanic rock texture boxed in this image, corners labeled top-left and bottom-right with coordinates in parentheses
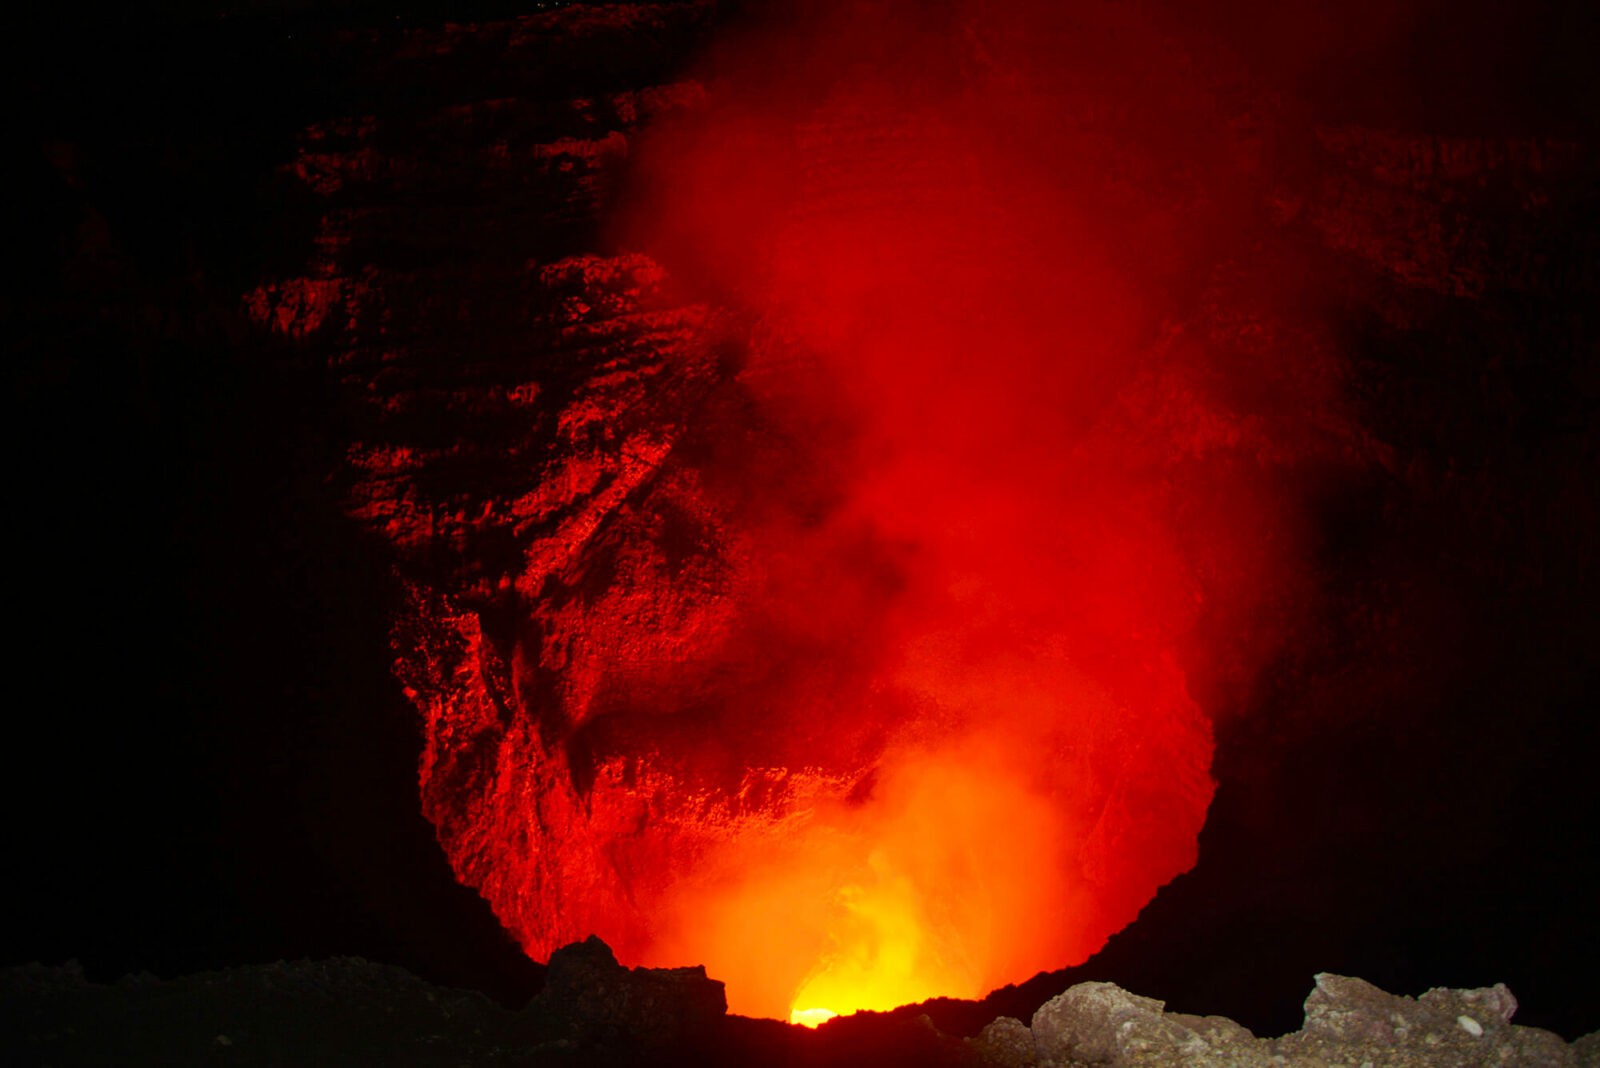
top-left (246, 0), bottom-right (1596, 1023)
top-left (9, 955), bottom-right (1597, 1067)
top-left (969, 973), bottom-right (1595, 1067)
top-left (523, 935), bottom-right (726, 1049)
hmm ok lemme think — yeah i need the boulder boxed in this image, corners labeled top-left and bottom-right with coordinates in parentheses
top-left (981, 974), bottom-right (1581, 1067)
top-left (970, 1015), bottom-right (1037, 1067)
top-left (1274, 972), bottom-right (1574, 1068)
top-left (519, 935), bottom-right (727, 1051)
top-left (1029, 981), bottom-right (1273, 1067)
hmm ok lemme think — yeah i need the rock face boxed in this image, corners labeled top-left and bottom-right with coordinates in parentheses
top-left (250, 0), bottom-right (1264, 1014)
top-left (972, 1015), bottom-right (1040, 1068)
top-left (239, 0), bottom-right (1599, 1026)
top-left (968, 974), bottom-right (1595, 1068)
top-left (9, 0), bottom-right (1598, 1045)
top-left (249, 1), bottom-right (782, 977)
top-left (1032, 984), bottom-right (1213, 1066)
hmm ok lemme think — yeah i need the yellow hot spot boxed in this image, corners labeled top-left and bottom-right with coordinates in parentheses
top-left (786, 848), bottom-right (980, 1024)
top-left (648, 738), bottom-right (1084, 1022)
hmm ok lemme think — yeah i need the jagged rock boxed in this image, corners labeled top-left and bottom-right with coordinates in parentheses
top-left (267, 0), bottom-right (1236, 1013)
top-left (1297, 973), bottom-right (1413, 1044)
top-left (970, 1015), bottom-right (1037, 1067)
top-left (1166, 1011), bottom-right (1262, 1052)
top-left (519, 935), bottom-right (727, 1050)
top-left (1029, 981), bottom-right (1275, 1067)
top-left (1416, 979), bottom-right (1519, 1025)
top-left (1031, 982), bottom-right (1158, 1064)
top-left (237, 0), bottom-right (1600, 1032)
top-left (984, 975), bottom-right (1585, 1067)
top-left (1276, 972), bottom-right (1574, 1067)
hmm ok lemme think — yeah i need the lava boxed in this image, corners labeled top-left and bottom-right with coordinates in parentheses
top-left (392, 0), bottom-right (1360, 1025)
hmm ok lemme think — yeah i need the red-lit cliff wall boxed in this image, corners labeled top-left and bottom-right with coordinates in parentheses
top-left (243, 1), bottom-right (1596, 1021)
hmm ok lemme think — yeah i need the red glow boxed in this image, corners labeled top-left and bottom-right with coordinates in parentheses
top-left (408, 0), bottom-right (1359, 1024)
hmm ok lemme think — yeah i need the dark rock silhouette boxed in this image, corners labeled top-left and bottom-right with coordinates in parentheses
top-left (5, 950), bottom-right (1598, 1066)
top-left (516, 935), bottom-right (727, 1051)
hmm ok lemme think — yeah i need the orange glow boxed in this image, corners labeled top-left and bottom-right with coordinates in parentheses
top-left (408, 0), bottom-right (1355, 1028)
top-left (617, 2), bottom-right (1239, 1018)
top-left (642, 668), bottom-right (1209, 1020)
top-left (779, 746), bottom-right (1067, 1022)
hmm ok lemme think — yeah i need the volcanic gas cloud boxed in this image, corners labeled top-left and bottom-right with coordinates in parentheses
top-left (386, 0), bottom-right (1363, 1026)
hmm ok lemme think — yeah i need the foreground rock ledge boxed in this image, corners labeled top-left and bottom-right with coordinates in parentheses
top-left (977, 973), bottom-right (1600, 1068)
top-left (4, 943), bottom-right (1598, 1066)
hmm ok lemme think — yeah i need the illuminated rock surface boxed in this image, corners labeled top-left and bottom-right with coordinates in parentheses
top-left (236, 0), bottom-right (1599, 1026)
top-left (984, 973), bottom-right (1595, 1068)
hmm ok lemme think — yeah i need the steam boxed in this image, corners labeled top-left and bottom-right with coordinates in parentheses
top-left (596, 0), bottom-right (1363, 1020)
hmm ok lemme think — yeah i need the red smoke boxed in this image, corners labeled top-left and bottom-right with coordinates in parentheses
top-left (605, 0), bottom-right (1350, 1019)
top-left (433, 0), bottom-right (1363, 1023)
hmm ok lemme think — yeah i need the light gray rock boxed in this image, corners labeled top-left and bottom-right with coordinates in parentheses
top-left (1274, 972), bottom-right (1575, 1068)
top-left (1417, 981), bottom-right (1518, 1025)
top-left (980, 974), bottom-right (1584, 1067)
top-left (1031, 982), bottom-right (1168, 1065)
top-left (1168, 1011), bottom-right (1262, 1051)
top-left (1029, 981), bottom-right (1274, 1067)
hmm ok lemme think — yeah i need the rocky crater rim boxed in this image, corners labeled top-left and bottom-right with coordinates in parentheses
top-left (6, 938), bottom-right (1599, 1066)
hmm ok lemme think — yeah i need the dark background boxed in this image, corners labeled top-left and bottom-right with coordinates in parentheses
top-left (4, 0), bottom-right (1598, 1042)
top-left (3, 0), bottom-right (550, 1003)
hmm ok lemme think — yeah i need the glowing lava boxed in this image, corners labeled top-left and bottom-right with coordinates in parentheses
top-left (377, 0), bottom-right (1358, 1027)
top-left (774, 749), bottom-right (1067, 1025)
